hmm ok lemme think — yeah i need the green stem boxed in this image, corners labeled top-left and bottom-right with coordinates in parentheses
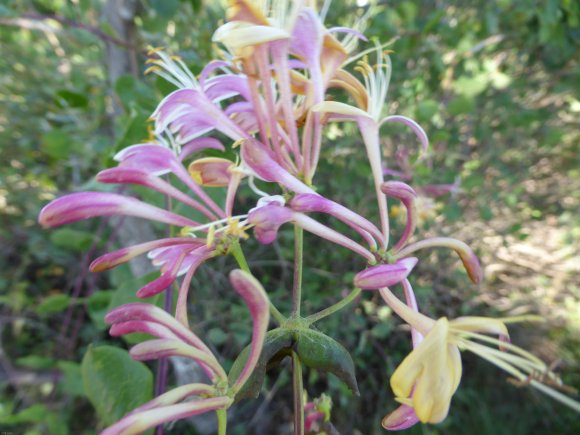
top-left (292, 351), bottom-right (305, 435)
top-left (216, 408), bottom-right (227, 435)
top-left (305, 288), bottom-right (362, 325)
top-left (230, 240), bottom-right (286, 325)
top-left (291, 225), bottom-right (304, 317)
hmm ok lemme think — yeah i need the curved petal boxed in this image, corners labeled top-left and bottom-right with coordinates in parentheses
top-left (248, 204), bottom-right (294, 244)
top-left (241, 139), bottom-right (315, 194)
top-left (390, 318), bottom-right (462, 424)
top-left (394, 237), bottom-right (483, 284)
top-left (114, 144), bottom-right (176, 176)
top-left (96, 168), bottom-right (218, 220)
top-left (354, 258), bottom-right (418, 289)
top-left (105, 303), bottom-right (210, 353)
top-left (229, 270), bottom-right (270, 393)
top-left (39, 192), bottom-right (201, 229)
top-left (289, 193), bottom-right (384, 247)
top-left (130, 338), bottom-right (227, 381)
top-left (311, 100), bottom-right (369, 120)
top-left (127, 383), bottom-right (215, 416)
top-left (100, 397), bottom-right (231, 435)
top-left (188, 158), bottom-right (234, 187)
top-left (179, 137), bottom-right (225, 161)
top-left (380, 115), bottom-right (429, 155)
top-left (381, 404), bottom-right (420, 431)
top-left (89, 238), bottom-right (201, 272)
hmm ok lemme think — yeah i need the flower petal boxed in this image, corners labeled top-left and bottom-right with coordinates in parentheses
top-left (354, 258), bottom-right (418, 289)
top-left (381, 404), bottom-right (420, 431)
top-left (311, 100), bottom-right (370, 120)
top-left (130, 338), bottom-right (227, 381)
top-left (391, 318), bottom-right (462, 423)
top-left (100, 397), bottom-right (231, 435)
top-left (90, 238), bottom-right (202, 273)
top-left (38, 192), bottom-right (200, 228)
top-left (105, 303), bottom-right (209, 353)
top-left (248, 204), bottom-right (294, 244)
top-left (240, 139), bottom-right (315, 194)
top-left (188, 157), bottom-right (234, 187)
top-left (289, 193), bottom-right (384, 246)
top-left (228, 270), bottom-right (270, 393)
top-left (395, 237), bottom-right (483, 284)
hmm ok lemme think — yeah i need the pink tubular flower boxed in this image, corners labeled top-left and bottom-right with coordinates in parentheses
top-left (248, 203), bottom-right (375, 262)
top-left (289, 193), bottom-right (385, 249)
top-left (38, 139), bottom-right (252, 324)
top-left (101, 269), bottom-right (270, 435)
top-left (354, 258), bottom-right (418, 290)
top-left (393, 237), bottom-right (483, 285)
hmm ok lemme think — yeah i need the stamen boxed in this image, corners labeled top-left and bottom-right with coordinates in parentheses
top-left (248, 176), bottom-right (270, 197)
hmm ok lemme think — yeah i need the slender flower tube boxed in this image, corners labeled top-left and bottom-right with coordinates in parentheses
top-left (393, 237), bottom-right (483, 284)
top-left (228, 269), bottom-right (271, 393)
top-left (114, 143), bottom-right (226, 218)
top-left (100, 397), bottom-right (232, 435)
top-left (289, 193), bottom-right (385, 249)
top-left (354, 258), bottom-right (418, 289)
top-left (381, 181), bottom-right (418, 252)
top-left (248, 203), bottom-right (375, 262)
top-left (101, 270), bottom-right (271, 434)
top-left (38, 192), bottom-right (201, 229)
top-left (240, 138), bottom-right (315, 195)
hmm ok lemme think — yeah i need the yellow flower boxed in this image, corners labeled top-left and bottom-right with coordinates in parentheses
top-left (380, 287), bottom-right (580, 425)
top-left (391, 318), bottom-right (461, 423)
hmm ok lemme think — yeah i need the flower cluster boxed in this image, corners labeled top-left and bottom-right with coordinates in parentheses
top-left (39, 0), bottom-right (578, 433)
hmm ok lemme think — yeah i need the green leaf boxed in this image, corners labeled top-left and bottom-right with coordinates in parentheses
top-left (150, 0), bottom-right (180, 18)
top-left (295, 329), bottom-right (359, 395)
top-left (55, 89), bottom-right (89, 108)
top-left (453, 74), bottom-right (489, 97)
top-left (448, 96), bottom-right (475, 116)
top-left (114, 107), bottom-right (151, 151)
top-left (15, 355), bottom-right (56, 369)
top-left (50, 228), bottom-right (97, 252)
top-left (87, 290), bottom-right (114, 330)
top-left (0, 404), bottom-right (48, 425)
top-left (58, 361), bottom-right (85, 397)
top-left (36, 294), bottom-right (71, 315)
top-left (228, 328), bottom-right (293, 401)
top-left (82, 345), bottom-right (153, 426)
top-left (41, 129), bottom-right (73, 159)
top-left (415, 100), bottom-right (439, 122)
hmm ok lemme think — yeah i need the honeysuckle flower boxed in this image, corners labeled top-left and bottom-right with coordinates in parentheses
top-left (378, 286), bottom-right (580, 424)
top-left (188, 157), bottom-right (236, 187)
top-left (248, 203), bottom-right (376, 262)
top-left (393, 237), bottom-right (483, 285)
top-left (39, 137), bottom-right (256, 326)
top-left (101, 269), bottom-right (270, 435)
top-left (289, 193), bottom-right (385, 249)
top-left (380, 181), bottom-right (417, 252)
top-left (240, 138), bottom-right (315, 194)
top-left (113, 143), bottom-right (226, 218)
top-left (381, 403), bottom-right (420, 431)
top-left (147, 50), bottom-right (251, 144)
top-left (354, 257), bottom-right (418, 290)
top-left (312, 46), bottom-right (429, 243)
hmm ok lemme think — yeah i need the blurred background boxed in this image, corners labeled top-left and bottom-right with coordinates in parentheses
top-left (0, 0), bottom-right (579, 433)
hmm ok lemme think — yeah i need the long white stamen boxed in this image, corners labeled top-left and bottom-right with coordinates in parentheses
top-left (248, 176), bottom-right (270, 197)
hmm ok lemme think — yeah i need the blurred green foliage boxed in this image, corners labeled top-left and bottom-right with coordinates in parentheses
top-left (0, 0), bottom-right (578, 434)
